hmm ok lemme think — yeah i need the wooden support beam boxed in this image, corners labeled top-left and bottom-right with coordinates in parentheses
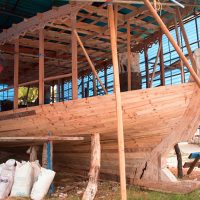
top-left (108, 4), bottom-right (127, 200)
top-left (14, 38), bottom-right (19, 110)
top-left (174, 15), bottom-right (185, 83)
top-left (144, 47), bottom-right (150, 88)
top-left (176, 8), bottom-right (197, 73)
top-left (0, 136), bottom-right (84, 141)
top-left (74, 30), bottom-right (107, 94)
top-left (159, 37), bottom-right (165, 86)
top-left (150, 42), bottom-right (162, 88)
top-left (71, 14), bottom-right (78, 100)
top-left (93, 74), bottom-right (97, 96)
top-left (82, 133), bottom-right (101, 200)
top-left (143, 0), bottom-right (200, 88)
top-left (127, 21), bottom-right (131, 91)
top-left (39, 28), bottom-right (45, 105)
top-left (187, 157), bottom-right (200, 175)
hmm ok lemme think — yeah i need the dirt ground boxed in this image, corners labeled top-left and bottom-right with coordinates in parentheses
top-left (4, 142), bottom-right (200, 199)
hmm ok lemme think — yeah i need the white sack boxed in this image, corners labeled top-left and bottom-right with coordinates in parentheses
top-left (31, 167), bottom-right (55, 200)
top-left (31, 160), bottom-right (41, 183)
top-left (10, 161), bottom-right (33, 197)
top-left (0, 159), bottom-right (15, 200)
top-left (0, 164), bottom-right (5, 175)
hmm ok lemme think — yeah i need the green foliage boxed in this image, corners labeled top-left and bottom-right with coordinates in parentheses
top-left (18, 87), bottom-right (38, 105)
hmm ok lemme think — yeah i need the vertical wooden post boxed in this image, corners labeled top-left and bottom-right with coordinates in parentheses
top-left (93, 74), bottom-right (97, 96)
top-left (159, 37), bottom-right (165, 86)
top-left (82, 133), bottom-right (101, 200)
top-left (127, 21), bottom-right (131, 91)
top-left (108, 4), bottom-right (127, 200)
top-left (72, 14), bottom-right (78, 100)
top-left (144, 47), bottom-right (149, 88)
top-left (174, 15), bottom-right (185, 83)
top-left (39, 28), bottom-right (44, 105)
top-left (61, 79), bottom-right (65, 101)
top-left (14, 38), bottom-right (19, 109)
top-left (176, 8), bottom-right (197, 73)
top-left (142, 0), bottom-right (200, 88)
top-left (81, 76), bottom-right (85, 98)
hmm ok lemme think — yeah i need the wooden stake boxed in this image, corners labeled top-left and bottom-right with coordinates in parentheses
top-left (127, 21), bottom-right (131, 91)
top-left (71, 14), bottom-right (78, 100)
top-left (82, 133), bottom-right (101, 200)
top-left (108, 4), bottom-right (127, 200)
top-left (174, 15), bottom-right (185, 83)
top-left (14, 38), bottom-right (19, 110)
top-left (144, 47), bottom-right (150, 88)
top-left (74, 30), bottom-right (107, 94)
top-left (176, 8), bottom-right (197, 73)
top-left (39, 28), bottom-right (45, 105)
top-left (143, 0), bottom-right (200, 88)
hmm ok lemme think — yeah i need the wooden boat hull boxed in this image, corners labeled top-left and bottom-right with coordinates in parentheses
top-left (0, 82), bottom-right (200, 193)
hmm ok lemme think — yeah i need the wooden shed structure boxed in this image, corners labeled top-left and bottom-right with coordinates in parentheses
top-left (0, 0), bottom-right (200, 199)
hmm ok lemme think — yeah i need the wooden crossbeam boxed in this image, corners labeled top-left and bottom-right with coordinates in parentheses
top-left (0, 136), bottom-right (84, 141)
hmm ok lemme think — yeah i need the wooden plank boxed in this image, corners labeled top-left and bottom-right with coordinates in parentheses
top-left (14, 38), bottom-right (19, 110)
top-left (71, 13), bottom-right (78, 100)
top-left (183, 161), bottom-right (200, 168)
top-left (187, 157), bottom-right (200, 175)
top-left (0, 136), bottom-right (84, 141)
top-left (108, 4), bottom-right (127, 200)
top-left (39, 28), bottom-right (45, 105)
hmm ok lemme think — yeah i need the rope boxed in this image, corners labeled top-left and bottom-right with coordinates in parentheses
top-left (153, 0), bottom-right (163, 14)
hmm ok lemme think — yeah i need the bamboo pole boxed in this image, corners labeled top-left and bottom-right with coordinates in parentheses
top-left (143, 0), bottom-right (200, 88)
top-left (39, 28), bottom-right (45, 105)
top-left (14, 38), bottom-right (19, 110)
top-left (108, 4), bottom-right (127, 200)
top-left (72, 14), bottom-right (78, 100)
top-left (174, 15), bottom-right (185, 83)
top-left (176, 8), bottom-right (197, 73)
top-left (74, 30), bottom-right (107, 94)
top-left (127, 21), bottom-right (131, 91)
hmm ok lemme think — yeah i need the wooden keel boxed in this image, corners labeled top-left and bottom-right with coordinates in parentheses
top-left (82, 133), bottom-right (101, 200)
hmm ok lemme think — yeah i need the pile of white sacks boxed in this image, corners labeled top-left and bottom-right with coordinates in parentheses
top-left (0, 159), bottom-right (55, 200)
